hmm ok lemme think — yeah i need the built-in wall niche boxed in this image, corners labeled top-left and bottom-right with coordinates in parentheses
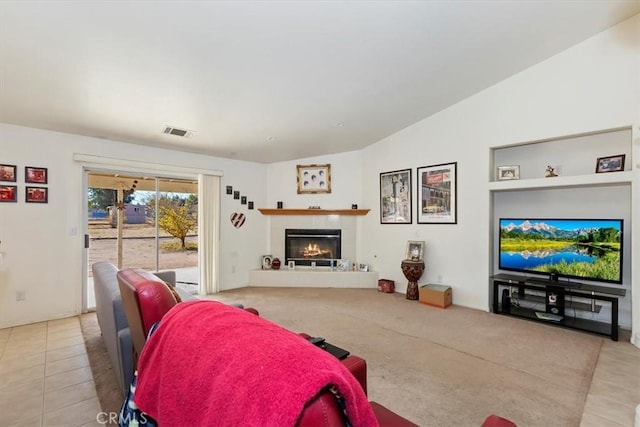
top-left (488, 126), bottom-right (634, 329)
top-left (490, 126), bottom-right (632, 184)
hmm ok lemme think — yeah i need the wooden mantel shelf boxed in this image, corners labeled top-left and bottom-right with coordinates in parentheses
top-left (258, 208), bottom-right (370, 216)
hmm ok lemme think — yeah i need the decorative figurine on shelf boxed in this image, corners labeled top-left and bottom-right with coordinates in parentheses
top-left (545, 165), bottom-right (558, 178)
top-left (271, 258), bottom-right (281, 270)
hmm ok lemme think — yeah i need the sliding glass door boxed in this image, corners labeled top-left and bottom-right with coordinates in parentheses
top-left (86, 172), bottom-right (199, 308)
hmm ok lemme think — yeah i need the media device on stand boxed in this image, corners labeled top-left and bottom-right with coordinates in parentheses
top-left (492, 218), bottom-right (626, 340)
top-left (498, 218), bottom-right (624, 285)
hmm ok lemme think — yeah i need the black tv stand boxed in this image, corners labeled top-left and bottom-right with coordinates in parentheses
top-left (491, 273), bottom-right (626, 341)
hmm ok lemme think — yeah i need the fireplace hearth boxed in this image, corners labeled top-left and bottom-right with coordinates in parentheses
top-left (285, 228), bottom-right (341, 267)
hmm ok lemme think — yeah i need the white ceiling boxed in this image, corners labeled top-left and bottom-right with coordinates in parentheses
top-left (1, 1), bottom-right (639, 164)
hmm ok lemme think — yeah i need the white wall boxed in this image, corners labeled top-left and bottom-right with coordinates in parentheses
top-left (265, 151), bottom-right (366, 265)
top-left (266, 151), bottom-right (364, 210)
top-left (0, 124), bottom-right (268, 328)
top-left (355, 15), bottom-right (639, 326)
top-left (1, 14), bottom-right (638, 337)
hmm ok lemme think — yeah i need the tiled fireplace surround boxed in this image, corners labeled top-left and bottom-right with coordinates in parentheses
top-left (248, 214), bottom-right (379, 287)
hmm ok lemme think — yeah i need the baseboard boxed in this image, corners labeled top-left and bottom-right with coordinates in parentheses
top-left (248, 269), bottom-right (378, 288)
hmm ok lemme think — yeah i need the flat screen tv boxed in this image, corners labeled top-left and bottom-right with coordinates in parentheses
top-left (499, 218), bottom-right (623, 284)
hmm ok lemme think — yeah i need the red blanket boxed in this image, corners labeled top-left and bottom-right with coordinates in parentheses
top-left (134, 300), bottom-right (378, 426)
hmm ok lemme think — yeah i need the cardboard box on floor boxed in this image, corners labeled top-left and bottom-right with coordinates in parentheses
top-left (419, 284), bottom-right (452, 308)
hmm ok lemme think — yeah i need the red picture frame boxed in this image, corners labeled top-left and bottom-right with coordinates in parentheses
top-left (0, 164), bottom-right (17, 182)
top-left (0, 185), bottom-right (17, 202)
top-left (25, 186), bottom-right (48, 203)
top-left (25, 166), bottom-right (48, 184)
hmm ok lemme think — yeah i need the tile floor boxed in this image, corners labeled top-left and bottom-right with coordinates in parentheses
top-left (580, 333), bottom-right (640, 427)
top-left (0, 317), bottom-right (102, 427)
top-left (0, 316), bottom-right (638, 426)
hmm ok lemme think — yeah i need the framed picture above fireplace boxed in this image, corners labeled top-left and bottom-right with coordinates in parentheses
top-left (297, 164), bottom-right (331, 194)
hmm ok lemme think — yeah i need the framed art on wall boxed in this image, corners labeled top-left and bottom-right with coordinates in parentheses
top-left (297, 164), bottom-right (331, 194)
top-left (0, 185), bottom-right (17, 202)
top-left (25, 186), bottom-right (48, 203)
top-left (379, 169), bottom-right (411, 224)
top-left (416, 162), bottom-right (457, 224)
top-left (0, 164), bottom-right (17, 182)
top-left (25, 166), bottom-right (47, 184)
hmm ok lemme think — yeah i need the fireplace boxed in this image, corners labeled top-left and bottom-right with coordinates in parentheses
top-left (285, 229), bottom-right (341, 267)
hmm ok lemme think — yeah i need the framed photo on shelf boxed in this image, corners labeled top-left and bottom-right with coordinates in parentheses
top-left (261, 255), bottom-right (273, 270)
top-left (297, 164), bottom-right (331, 194)
top-left (25, 166), bottom-right (48, 184)
top-left (25, 186), bottom-right (48, 203)
top-left (496, 165), bottom-right (520, 181)
top-left (0, 164), bottom-right (17, 182)
top-left (0, 185), bottom-right (17, 202)
top-left (379, 169), bottom-right (411, 224)
top-left (416, 162), bottom-right (457, 224)
top-left (595, 154), bottom-right (625, 173)
top-left (405, 240), bottom-right (425, 261)
top-left (337, 259), bottom-right (350, 271)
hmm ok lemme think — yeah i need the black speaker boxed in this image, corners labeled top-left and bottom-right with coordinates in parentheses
top-left (501, 289), bottom-right (511, 313)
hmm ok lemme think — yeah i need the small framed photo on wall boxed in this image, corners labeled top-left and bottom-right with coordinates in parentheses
top-left (0, 185), bottom-right (17, 202)
top-left (297, 164), bottom-right (331, 194)
top-left (0, 164), bottom-right (17, 182)
top-left (25, 166), bottom-right (48, 184)
top-left (25, 186), bottom-right (48, 203)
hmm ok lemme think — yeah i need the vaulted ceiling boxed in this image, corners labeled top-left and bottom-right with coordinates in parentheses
top-left (1, 1), bottom-right (638, 163)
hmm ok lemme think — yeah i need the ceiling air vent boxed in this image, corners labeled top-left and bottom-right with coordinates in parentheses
top-left (162, 126), bottom-right (194, 138)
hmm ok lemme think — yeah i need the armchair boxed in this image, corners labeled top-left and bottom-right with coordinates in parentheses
top-left (117, 268), bottom-right (416, 426)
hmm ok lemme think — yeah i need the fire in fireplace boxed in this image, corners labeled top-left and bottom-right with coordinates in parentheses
top-left (285, 229), bottom-right (341, 267)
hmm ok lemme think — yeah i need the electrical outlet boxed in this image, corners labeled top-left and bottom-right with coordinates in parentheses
top-left (437, 274), bottom-right (443, 284)
top-left (16, 290), bottom-right (25, 301)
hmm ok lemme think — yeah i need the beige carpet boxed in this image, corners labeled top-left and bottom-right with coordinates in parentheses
top-left (81, 287), bottom-right (603, 426)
